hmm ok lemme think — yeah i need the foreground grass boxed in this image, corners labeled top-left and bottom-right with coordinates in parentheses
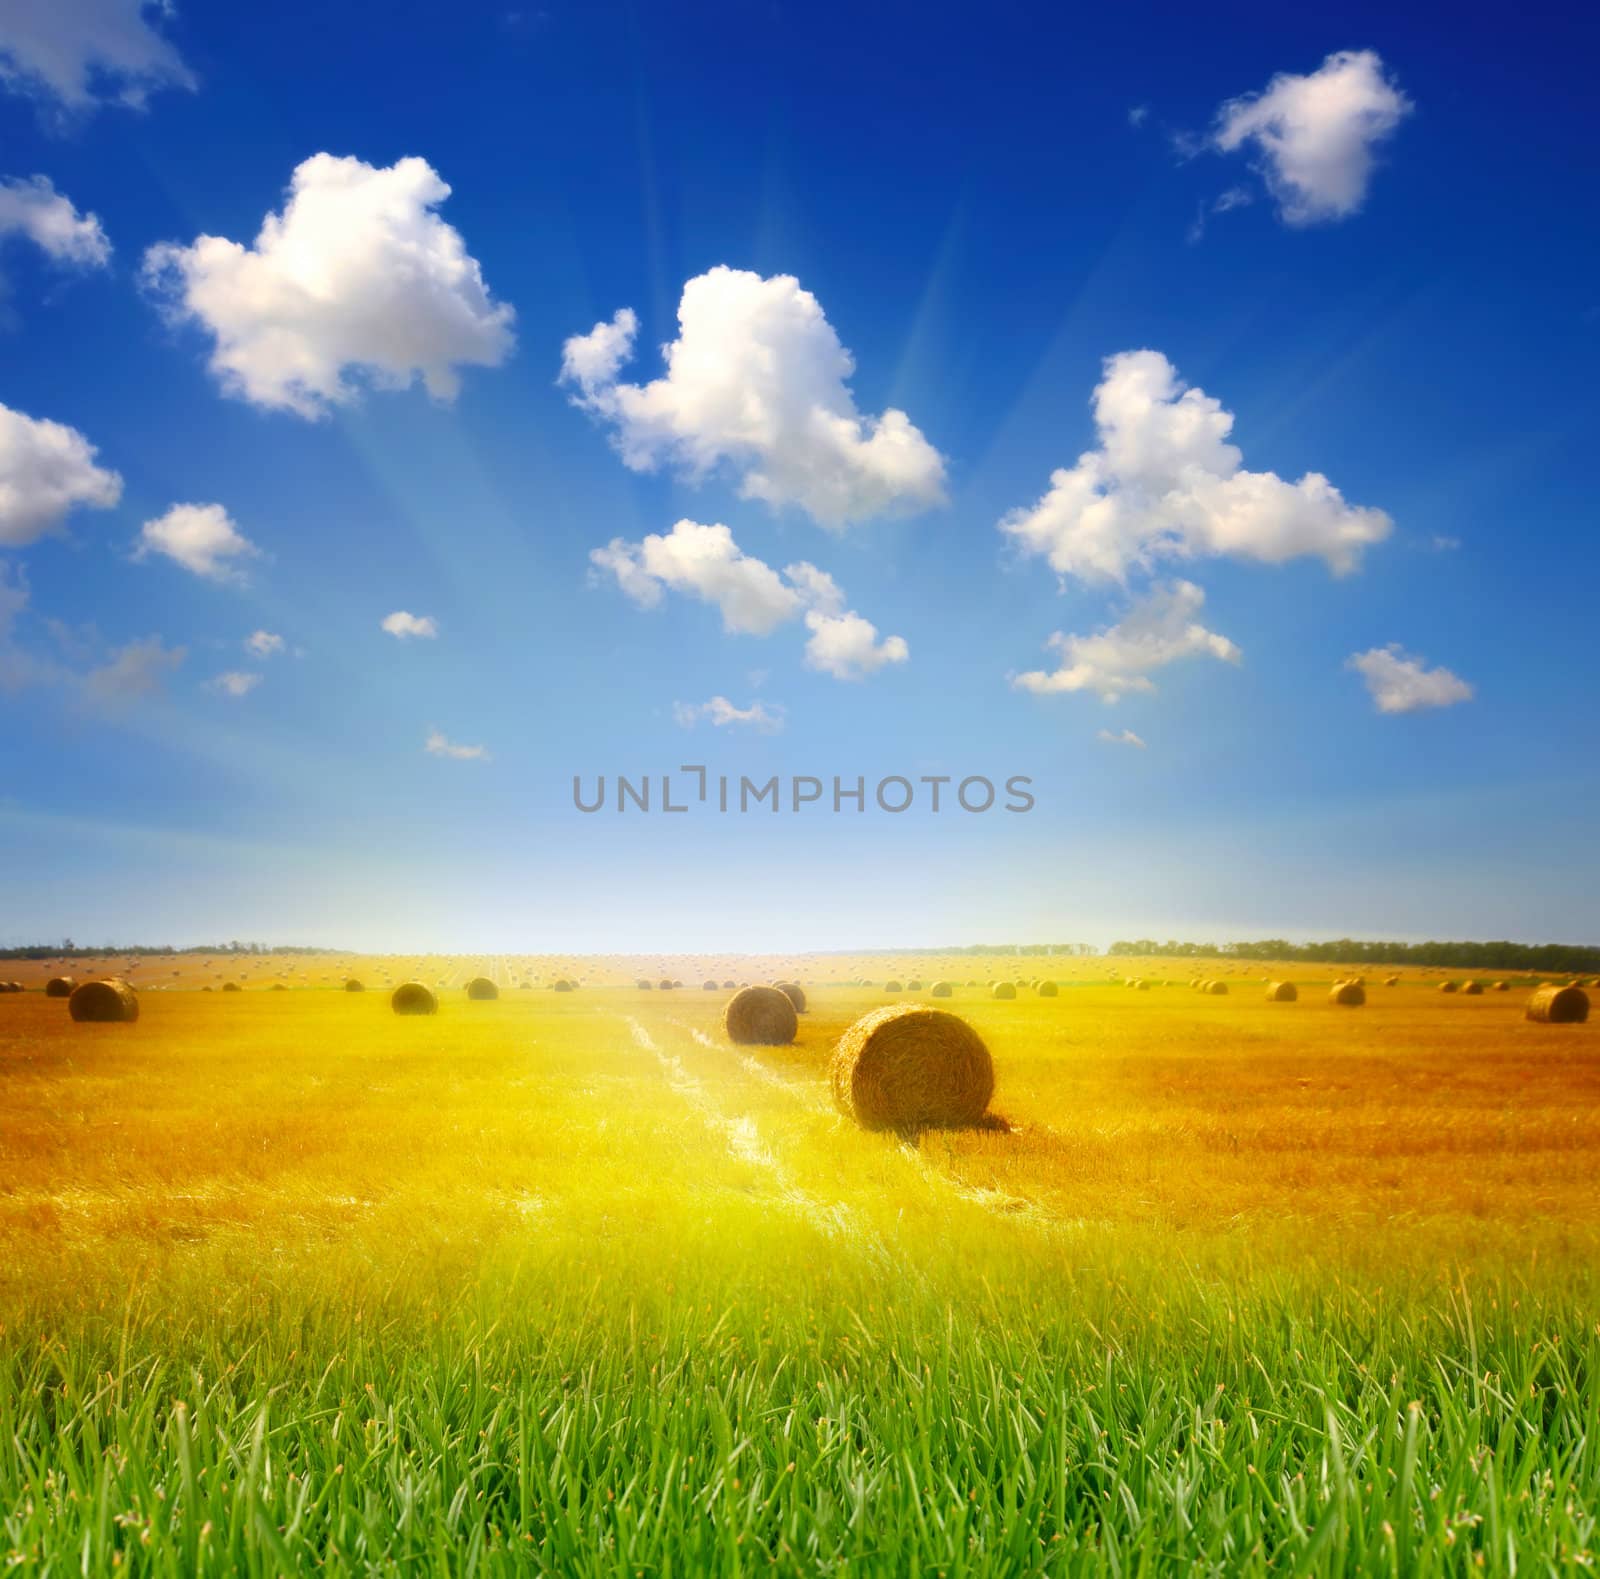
top-left (2, 980), bottom-right (1597, 1574)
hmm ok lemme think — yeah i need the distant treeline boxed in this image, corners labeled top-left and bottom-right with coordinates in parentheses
top-left (1108, 939), bottom-right (1600, 972)
top-left (0, 942), bottom-right (334, 960)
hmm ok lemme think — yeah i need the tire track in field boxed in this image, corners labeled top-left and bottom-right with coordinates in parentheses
top-left (620, 1016), bottom-right (896, 1267)
top-left (670, 1018), bottom-right (1073, 1235)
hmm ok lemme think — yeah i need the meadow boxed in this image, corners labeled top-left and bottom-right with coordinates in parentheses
top-left (1, 955), bottom-right (1597, 1575)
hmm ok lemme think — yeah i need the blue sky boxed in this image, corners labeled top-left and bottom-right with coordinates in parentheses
top-left (1, 0), bottom-right (1596, 952)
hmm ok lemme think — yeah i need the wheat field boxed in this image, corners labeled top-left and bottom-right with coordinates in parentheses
top-left (2, 957), bottom-right (1597, 1574)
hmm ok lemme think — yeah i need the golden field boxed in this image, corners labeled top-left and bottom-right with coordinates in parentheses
top-left (1, 956), bottom-right (1597, 1574)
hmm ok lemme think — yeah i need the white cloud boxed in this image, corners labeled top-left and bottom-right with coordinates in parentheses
top-left (1212, 49), bottom-right (1412, 225)
top-left (1128, 104), bottom-right (1150, 128)
top-left (0, 559), bottom-right (24, 638)
top-left (425, 730), bottom-right (489, 761)
top-left (1097, 728), bottom-right (1147, 748)
top-left (381, 610), bottom-right (438, 640)
top-left (134, 502), bottom-right (259, 582)
top-left (1000, 350), bottom-right (1391, 583)
top-left (803, 610), bottom-right (908, 681)
top-left (1347, 644), bottom-right (1473, 714)
top-left (0, 400), bottom-right (122, 547)
top-left (0, 0), bottom-right (196, 112)
top-left (208, 670), bottom-right (260, 698)
top-left (560, 266), bottom-right (946, 529)
top-left (0, 175), bottom-right (111, 268)
top-left (1430, 533), bottom-right (1461, 552)
top-left (592, 518), bottom-right (908, 680)
top-left (1013, 580), bottom-right (1240, 703)
top-left (244, 629), bottom-right (284, 658)
top-left (673, 696), bottom-right (786, 733)
top-left (82, 634), bottom-right (184, 703)
top-left (142, 153), bottom-right (515, 417)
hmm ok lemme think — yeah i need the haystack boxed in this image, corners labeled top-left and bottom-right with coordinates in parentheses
top-left (1037, 980), bottom-right (1058, 997)
top-left (1525, 984), bottom-right (1589, 1024)
top-left (1265, 981), bottom-right (1298, 1002)
top-left (884, 980), bottom-right (904, 993)
top-left (68, 979), bottom-right (139, 1023)
top-left (1462, 980), bottom-right (1484, 995)
top-left (724, 985), bottom-right (797, 1046)
top-left (344, 979), bottom-right (365, 992)
top-left (703, 980), bottom-right (720, 991)
top-left (1439, 981), bottom-right (1459, 993)
top-left (773, 981), bottom-right (807, 1013)
top-left (1384, 976), bottom-right (1399, 986)
top-left (553, 979), bottom-right (574, 993)
top-left (930, 981), bottom-right (953, 997)
top-left (1329, 980), bottom-right (1366, 1006)
top-left (1492, 981), bottom-right (1508, 991)
top-left (906, 980), bottom-right (924, 992)
top-left (466, 977), bottom-right (499, 1000)
top-left (657, 979), bottom-right (674, 991)
top-left (636, 979), bottom-right (653, 990)
top-left (391, 982), bottom-right (438, 1016)
top-left (44, 977), bottom-right (74, 998)
top-left (1201, 980), bottom-right (1228, 996)
top-left (222, 982), bottom-right (242, 992)
top-left (991, 981), bottom-right (1016, 999)
top-left (831, 1005), bottom-right (994, 1131)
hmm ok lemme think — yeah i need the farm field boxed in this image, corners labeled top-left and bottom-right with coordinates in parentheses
top-left (2, 960), bottom-right (1598, 1574)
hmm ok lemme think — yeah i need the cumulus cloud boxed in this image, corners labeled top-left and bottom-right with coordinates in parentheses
top-left (1347, 644), bottom-right (1473, 714)
top-left (381, 610), bottom-right (438, 640)
top-left (1212, 50), bottom-right (1412, 225)
top-left (1000, 350), bottom-right (1391, 583)
top-left (0, 0), bottom-right (196, 112)
top-left (142, 153), bottom-right (515, 417)
top-left (802, 610), bottom-right (908, 681)
top-left (0, 175), bottom-right (111, 268)
top-left (208, 670), bottom-right (260, 698)
top-left (1097, 728), bottom-right (1147, 748)
top-left (244, 629), bottom-right (284, 658)
top-left (1013, 580), bottom-right (1240, 703)
top-left (0, 400), bottom-right (122, 547)
top-left (672, 696), bottom-right (786, 733)
top-left (425, 730), bottom-right (489, 761)
top-left (592, 518), bottom-right (908, 680)
top-left (82, 634), bottom-right (184, 703)
top-left (561, 267), bottom-right (946, 529)
top-left (134, 502), bottom-right (259, 582)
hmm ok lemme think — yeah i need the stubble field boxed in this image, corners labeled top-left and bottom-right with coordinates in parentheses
top-left (1, 955), bottom-right (1597, 1574)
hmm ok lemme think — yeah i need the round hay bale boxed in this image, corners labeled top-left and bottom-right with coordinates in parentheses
top-left (1439, 981), bottom-right (1459, 993)
top-left (722, 980), bottom-right (737, 990)
top-left (466, 977), bottom-right (499, 1000)
top-left (68, 978), bottom-right (139, 1023)
top-left (1492, 981), bottom-right (1508, 991)
top-left (1462, 980), bottom-right (1484, 995)
top-left (1265, 981), bottom-right (1298, 1002)
top-left (270, 982), bottom-right (288, 991)
top-left (44, 977), bottom-right (74, 998)
top-left (222, 982), bottom-right (242, 992)
top-left (1201, 980), bottom-right (1228, 996)
top-left (1329, 980), bottom-right (1366, 1006)
top-left (773, 981), bottom-right (807, 1013)
top-left (391, 982), bottom-right (438, 1016)
top-left (884, 980), bottom-right (903, 993)
top-left (344, 978), bottom-right (365, 993)
top-left (1037, 980), bottom-right (1058, 997)
top-left (991, 981), bottom-right (1016, 999)
top-left (636, 979), bottom-right (653, 990)
top-left (906, 979), bottom-right (924, 992)
top-left (552, 979), bottom-right (574, 993)
top-left (657, 979), bottom-right (673, 991)
top-left (831, 1005), bottom-right (994, 1131)
top-left (1384, 976), bottom-right (1399, 986)
top-left (703, 980), bottom-right (720, 991)
top-left (724, 985), bottom-right (797, 1046)
top-left (930, 981), bottom-right (953, 997)
top-left (1525, 984), bottom-right (1589, 1024)
top-left (1133, 979), bottom-right (1149, 991)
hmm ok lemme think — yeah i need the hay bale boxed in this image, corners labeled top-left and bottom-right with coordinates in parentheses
top-left (658, 979), bottom-right (674, 991)
top-left (1037, 980), bottom-right (1058, 997)
top-left (930, 981), bottom-right (953, 997)
top-left (344, 978), bottom-right (365, 993)
top-left (222, 982), bottom-right (242, 992)
top-left (1492, 981), bottom-right (1508, 991)
top-left (391, 982), bottom-right (438, 1016)
top-left (884, 980), bottom-right (903, 993)
top-left (1525, 984), bottom-right (1589, 1024)
top-left (991, 981), bottom-right (1016, 999)
top-left (270, 982), bottom-right (288, 991)
top-left (831, 1005), bottom-right (994, 1132)
top-left (773, 981), bottom-right (807, 1013)
top-left (724, 985), bottom-right (797, 1046)
top-left (703, 980), bottom-right (720, 991)
top-left (1384, 976), bottom-right (1399, 986)
top-left (906, 980), bottom-right (924, 992)
top-left (636, 979), bottom-right (653, 990)
top-left (1265, 981), bottom-right (1298, 1002)
top-left (44, 977), bottom-right (74, 998)
top-left (1462, 980), bottom-right (1484, 995)
top-left (552, 979), bottom-right (574, 993)
top-left (68, 979), bottom-right (140, 1023)
top-left (1439, 981), bottom-right (1459, 993)
top-left (466, 977), bottom-right (499, 1000)
top-left (1201, 980), bottom-right (1228, 996)
top-left (1329, 980), bottom-right (1365, 1006)
top-left (723, 980), bottom-right (737, 990)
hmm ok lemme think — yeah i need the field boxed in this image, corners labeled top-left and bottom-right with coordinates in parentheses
top-left (2, 956), bottom-right (1598, 1575)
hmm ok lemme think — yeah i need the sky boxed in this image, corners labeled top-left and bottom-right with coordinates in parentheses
top-left (1, 0), bottom-right (1596, 953)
